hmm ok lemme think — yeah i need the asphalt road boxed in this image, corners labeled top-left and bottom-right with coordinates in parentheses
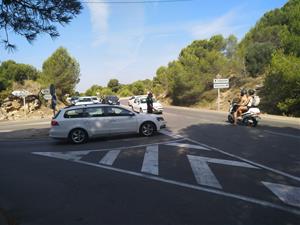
top-left (0, 102), bottom-right (300, 225)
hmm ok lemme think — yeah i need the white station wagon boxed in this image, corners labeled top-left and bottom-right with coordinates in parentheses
top-left (50, 104), bottom-right (166, 144)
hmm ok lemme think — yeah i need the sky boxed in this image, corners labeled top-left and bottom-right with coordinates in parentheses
top-left (0, 0), bottom-right (287, 93)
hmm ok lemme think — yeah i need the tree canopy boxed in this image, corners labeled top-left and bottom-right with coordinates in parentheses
top-left (0, 0), bottom-right (82, 50)
top-left (0, 60), bottom-right (39, 92)
top-left (39, 47), bottom-right (80, 100)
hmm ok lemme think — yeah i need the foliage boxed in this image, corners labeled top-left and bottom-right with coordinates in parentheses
top-left (117, 87), bottom-right (133, 97)
top-left (129, 80), bottom-right (146, 95)
top-left (239, 0), bottom-right (300, 76)
top-left (245, 42), bottom-right (275, 77)
top-left (107, 79), bottom-right (121, 93)
top-left (85, 85), bottom-right (103, 96)
top-left (0, 60), bottom-right (39, 93)
top-left (153, 35), bottom-right (239, 105)
top-left (39, 47), bottom-right (80, 100)
top-left (262, 52), bottom-right (300, 116)
top-left (0, 0), bottom-right (82, 50)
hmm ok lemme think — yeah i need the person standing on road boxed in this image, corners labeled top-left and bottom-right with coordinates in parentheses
top-left (51, 94), bottom-right (57, 117)
top-left (146, 92), bottom-right (154, 113)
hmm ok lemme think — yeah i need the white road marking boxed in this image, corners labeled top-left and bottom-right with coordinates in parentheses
top-left (32, 146), bottom-right (300, 215)
top-left (185, 137), bottom-right (300, 182)
top-left (99, 150), bottom-right (121, 166)
top-left (262, 182), bottom-right (300, 208)
top-left (187, 155), bottom-right (259, 189)
top-left (188, 155), bottom-right (222, 189)
top-left (159, 130), bottom-right (183, 139)
top-left (32, 151), bottom-right (90, 161)
top-left (141, 145), bottom-right (159, 175)
top-left (165, 142), bottom-right (210, 150)
top-left (264, 130), bottom-right (300, 139)
top-left (47, 156), bottom-right (300, 216)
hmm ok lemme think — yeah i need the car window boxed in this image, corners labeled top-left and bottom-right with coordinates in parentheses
top-left (106, 107), bottom-right (133, 117)
top-left (140, 98), bottom-right (147, 103)
top-left (64, 108), bottom-right (86, 118)
top-left (85, 107), bottom-right (104, 117)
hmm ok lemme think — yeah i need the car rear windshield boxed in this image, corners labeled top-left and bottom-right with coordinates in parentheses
top-left (53, 110), bottom-right (61, 119)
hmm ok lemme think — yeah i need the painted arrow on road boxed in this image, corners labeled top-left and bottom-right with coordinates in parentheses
top-left (187, 155), bottom-right (259, 189)
top-left (262, 181), bottom-right (300, 208)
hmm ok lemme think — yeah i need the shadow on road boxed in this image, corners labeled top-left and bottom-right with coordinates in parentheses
top-left (177, 121), bottom-right (300, 177)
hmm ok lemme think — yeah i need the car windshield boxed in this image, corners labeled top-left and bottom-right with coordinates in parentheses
top-left (107, 96), bottom-right (118, 101)
top-left (79, 98), bottom-right (92, 102)
top-left (140, 98), bottom-right (157, 103)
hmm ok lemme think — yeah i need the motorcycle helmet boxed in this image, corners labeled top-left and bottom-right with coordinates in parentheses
top-left (240, 88), bottom-right (247, 96)
top-left (248, 89), bottom-right (255, 96)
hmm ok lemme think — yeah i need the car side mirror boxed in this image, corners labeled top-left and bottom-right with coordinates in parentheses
top-left (129, 112), bottom-right (135, 116)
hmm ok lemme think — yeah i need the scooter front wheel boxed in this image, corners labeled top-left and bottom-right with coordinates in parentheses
top-left (228, 115), bottom-right (234, 124)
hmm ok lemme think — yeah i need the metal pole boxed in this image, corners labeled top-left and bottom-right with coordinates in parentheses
top-left (217, 88), bottom-right (220, 111)
top-left (23, 96), bottom-right (26, 118)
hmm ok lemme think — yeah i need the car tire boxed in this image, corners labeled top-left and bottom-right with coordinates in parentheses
top-left (139, 122), bottom-right (156, 137)
top-left (69, 128), bottom-right (88, 144)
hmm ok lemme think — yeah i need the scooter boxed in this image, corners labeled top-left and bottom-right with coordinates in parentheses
top-left (227, 99), bottom-right (261, 127)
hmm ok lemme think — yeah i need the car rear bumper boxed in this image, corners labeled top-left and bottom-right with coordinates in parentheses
top-left (49, 129), bottom-right (68, 139)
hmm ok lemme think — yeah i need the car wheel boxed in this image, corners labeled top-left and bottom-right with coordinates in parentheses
top-left (140, 122), bottom-right (156, 137)
top-left (69, 128), bottom-right (88, 144)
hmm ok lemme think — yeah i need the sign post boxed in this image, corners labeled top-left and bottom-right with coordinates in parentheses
top-left (213, 76), bottom-right (229, 111)
top-left (12, 90), bottom-right (31, 118)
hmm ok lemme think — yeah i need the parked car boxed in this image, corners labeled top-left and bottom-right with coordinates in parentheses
top-left (128, 95), bottom-right (146, 107)
top-left (131, 96), bottom-right (163, 114)
top-left (102, 95), bottom-right (120, 105)
top-left (75, 97), bottom-right (95, 105)
top-left (50, 104), bottom-right (166, 144)
top-left (128, 96), bottom-right (137, 106)
top-left (69, 96), bottom-right (79, 105)
top-left (91, 96), bottom-right (100, 103)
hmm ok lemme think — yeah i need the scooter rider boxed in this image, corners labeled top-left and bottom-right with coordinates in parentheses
top-left (233, 88), bottom-right (248, 125)
top-left (235, 89), bottom-right (256, 124)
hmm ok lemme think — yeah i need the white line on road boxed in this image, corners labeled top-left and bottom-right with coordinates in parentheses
top-left (0, 130), bottom-right (12, 133)
top-left (188, 155), bottom-right (222, 189)
top-left (141, 145), bottom-right (159, 175)
top-left (32, 151), bottom-right (90, 161)
top-left (264, 130), bottom-right (300, 139)
top-left (159, 130), bottom-right (183, 139)
top-left (99, 150), bottom-right (121, 166)
top-left (165, 142), bottom-right (210, 150)
top-left (262, 181), bottom-right (300, 208)
top-left (187, 155), bottom-right (259, 189)
top-left (185, 137), bottom-right (300, 182)
top-left (72, 159), bottom-right (300, 216)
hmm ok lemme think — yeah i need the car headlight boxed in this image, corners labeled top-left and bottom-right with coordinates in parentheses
top-left (156, 117), bottom-right (164, 121)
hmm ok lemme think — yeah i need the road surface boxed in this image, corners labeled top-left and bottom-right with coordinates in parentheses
top-left (0, 102), bottom-right (299, 225)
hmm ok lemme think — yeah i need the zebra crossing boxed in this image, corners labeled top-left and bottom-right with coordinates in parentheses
top-left (32, 138), bottom-right (300, 216)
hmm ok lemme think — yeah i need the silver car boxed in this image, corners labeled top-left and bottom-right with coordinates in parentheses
top-left (50, 104), bottom-right (166, 144)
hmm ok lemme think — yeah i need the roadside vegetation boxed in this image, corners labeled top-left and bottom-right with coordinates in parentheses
top-left (1, 0), bottom-right (299, 117)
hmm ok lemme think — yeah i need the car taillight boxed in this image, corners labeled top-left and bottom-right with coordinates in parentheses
top-left (51, 120), bottom-right (59, 126)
